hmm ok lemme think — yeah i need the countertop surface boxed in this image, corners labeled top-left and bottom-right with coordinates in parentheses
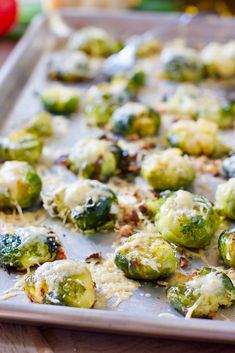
top-left (0, 38), bottom-right (235, 353)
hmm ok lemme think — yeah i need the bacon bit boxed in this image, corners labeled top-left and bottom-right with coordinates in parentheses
top-left (139, 203), bottom-right (148, 214)
top-left (127, 165), bottom-right (141, 172)
top-left (55, 154), bottom-right (69, 167)
top-left (41, 288), bottom-right (45, 296)
top-left (180, 255), bottom-right (189, 269)
top-left (129, 210), bottom-right (139, 224)
top-left (126, 134), bottom-right (139, 141)
top-left (192, 156), bottom-right (222, 176)
top-left (85, 252), bottom-right (103, 264)
top-left (138, 141), bottom-right (156, 149)
top-left (207, 312), bottom-right (216, 319)
top-left (120, 225), bottom-right (133, 237)
top-left (56, 247), bottom-right (67, 260)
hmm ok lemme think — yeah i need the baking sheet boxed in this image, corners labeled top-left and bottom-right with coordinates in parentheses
top-left (1, 9), bottom-right (235, 342)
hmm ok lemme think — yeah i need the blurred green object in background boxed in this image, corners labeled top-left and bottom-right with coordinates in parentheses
top-left (136, 0), bottom-right (179, 12)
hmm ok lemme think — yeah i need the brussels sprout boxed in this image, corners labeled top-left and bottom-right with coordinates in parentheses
top-left (161, 46), bottom-right (205, 82)
top-left (137, 38), bottom-right (161, 58)
top-left (215, 178), bottom-right (235, 220)
top-left (24, 259), bottom-right (95, 308)
top-left (41, 85), bottom-right (79, 114)
top-left (160, 85), bottom-right (235, 129)
top-left (142, 148), bottom-right (195, 191)
top-left (155, 190), bottom-right (218, 248)
top-left (200, 41), bottom-right (235, 79)
top-left (85, 83), bottom-right (129, 126)
top-left (167, 119), bottom-right (229, 157)
top-left (219, 229), bottom-right (235, 268)
top-left (24, 112), bottom-right (54, 138)
top-left (167, 267), bottom-right (235, 318)
top-left (114, 232), bottom-right (177, 280)
top-left (0, 161), bottom-right (42, 210)
top-left (42, 179), bottom-right (118, 232)
top-left (0, 131), bottom-right (43, 163)
top-left (111, 102), bottom-right (160, 138)
top-left (48, 51), bottom-right (95, 82)
top-left (111, 69), bottom-right (146, 97)
top-left (67, 138), bottom-right (121, 181)
top-left (0, 226), bottom-right (65, 270)
top-left (68, 26), bottom-right (122, 57)
top-left (222, 154), bottom-right (235, 179)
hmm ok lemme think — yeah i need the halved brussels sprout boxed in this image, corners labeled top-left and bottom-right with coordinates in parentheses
top-left (159, 85), bottom-right (235, 129)
top-left (0, 226), bottom-right (65, 270)
top-left (85, 82), bottom-right (129, 126)
top-left (24, 112), bottom-right (54, 138)
top-left (41, 85), bottom-right (79, 114)
top-left (48, 51), bottom-right (95, 82)
top-left (111, 102), bottom-right (160, 138)
top-left (161, 46), bottom-right (205, 82)
top-left (167, 267), bottom-right (235, 318)
top-left (200, 41), bottom-right (235, 79)
top-left (67, 138), bottom-right (120, 181)
top-left (24, 259), bottom-right (95, 308)
top-left (137, 38), bottom-right (161, 58)
top-left (0, 131), bottom-right (43, 163)
top-left (215, 178), bottom-right (235, 220)
top-left (142, 148), bottom-right (195, 191)
top-left (68, 26), bottom-right (122, 57)
top-left (42, 179), bottom-right (118, 232)
top-left (222, 154), bottom-right (235, 179)
top-left (155, 190), bottom-right (218, 248)
top-left (0, 161), bottom-right (42, 210)
top-left (219, 229), bottom-right (235, 268)
top-left (114, 232), bottom-right (177, 280)
top-left (167, 119), bottom-right (229, 157)
top-left (111, 69), bottom-right (146, 97)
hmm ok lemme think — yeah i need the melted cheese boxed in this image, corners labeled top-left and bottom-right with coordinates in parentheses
top-left (115, 102), bottom-right (147, 117)
top-left (201, 41), bottom-right (235, 78)
top-left (63, 180), bottom-right (111, 208)
top-left (0, 161), bottom-right (28, 200)
top-left (69, 138), bottom-right (111, 165)
top-left (88, 254), bottom-right (140, 308)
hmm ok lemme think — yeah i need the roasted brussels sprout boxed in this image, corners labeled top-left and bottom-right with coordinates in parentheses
top-left (161, 46), bottom-right (205, 82)
top-left (67, 138), bottom-right (121, 181)
top-left (215, 178), bottom-right (235, 220)
top-left (222, 154), bottom-right (235, 179)
top-left (41, 85), bottom-right (79, 114)
top-left (0, 131), bottom-right (43, 163)
top-left (111, 102), bottom-right (160, 138)
top-left (114, 232), bottom-right (177, 280)
top-left (42, 179), bottom-right (118, 232)
top-left (85, 82), bottom-right (129, 126)
top-left (0, 161), bottom-right (42, 210)
top-left (0, 226), bottom-right (65, 270)
top-left (155, 190), bottom-right (218, 248)
top-left (159, 85), bottom-right (235, 129)
top-left (201, 41), bottom-right (235, 79)
top-left (219, 229), bottom-right (235, 268)
top-left (24, 112), bottom-right (54, 138)
top-left (24, 260), bottom-right (95, 308)
top-left (48, 51), bottom-right (95, 82)
top-left (167, 119), bottom-right (229, 157)
top-left (167, 267), bottom-right (235, 318)
top-left (111, 69), bottom-right (146, 97)
top-left (68, 26), bottom-right (122, 57)
top-left (142, 148), bottom-right (195, 191)
top-left (136, 38), bottom-right (161, 58)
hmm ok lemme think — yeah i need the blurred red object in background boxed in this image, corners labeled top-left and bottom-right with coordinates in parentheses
top-left (0, 0), bottom-right (17, 36)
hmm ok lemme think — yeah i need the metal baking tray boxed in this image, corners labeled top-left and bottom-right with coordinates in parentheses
top-left (1, 9), bottom-right (235, 342)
